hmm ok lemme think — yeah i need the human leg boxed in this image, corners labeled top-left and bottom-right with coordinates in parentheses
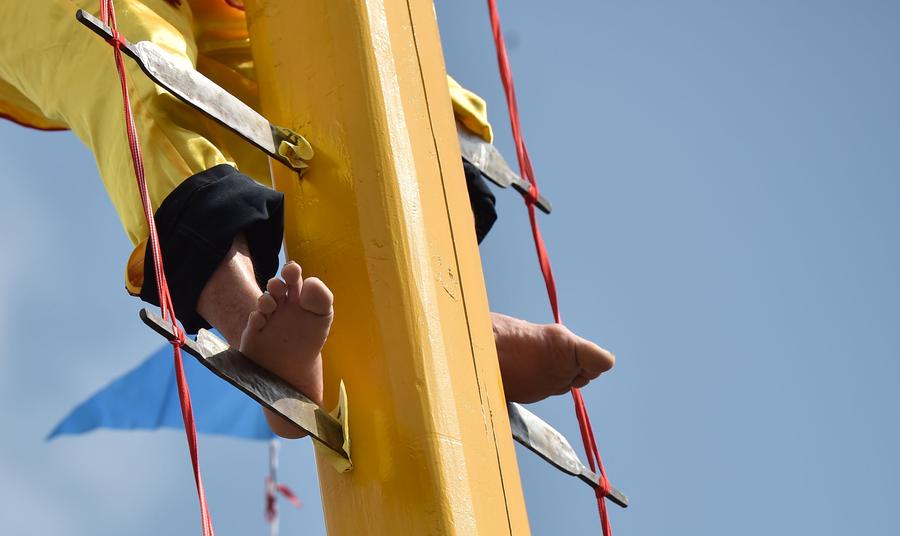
top-left (1, 1), bottom-right (610, 421)
top-left (195, 234), bottom-right (332, 438)
top-left (0, 0), bottom-right (333, 436)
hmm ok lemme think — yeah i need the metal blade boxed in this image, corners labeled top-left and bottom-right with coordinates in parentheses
top-left (456, 123), bottom-right (553, 214)
top-left (508, 402), bottom-right (628, 508)
top-left (139, 309), bottom-right (349, 460)
top-left (76, 9), bottom-right (312, 171)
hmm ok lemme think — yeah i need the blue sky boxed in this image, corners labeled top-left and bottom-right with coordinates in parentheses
top-left (2, 1), bottom-right (900, 534)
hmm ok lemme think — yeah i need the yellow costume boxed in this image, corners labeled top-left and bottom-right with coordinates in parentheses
top-left (0, 0), bottom-right (492, 297)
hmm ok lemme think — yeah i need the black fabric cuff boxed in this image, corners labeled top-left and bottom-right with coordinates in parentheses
top-left (463, 159), bottom-right (498, 244)
top-left (140, 164), bottom-right (285, 333)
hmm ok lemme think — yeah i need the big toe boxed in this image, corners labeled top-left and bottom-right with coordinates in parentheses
top-left (575, 335), bottom-right (615, 379)
top-left (299, 277), bottom-right (334, 317)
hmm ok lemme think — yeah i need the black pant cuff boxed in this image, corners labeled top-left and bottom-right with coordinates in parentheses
top-left (140, 164), bottom-right (284, 333)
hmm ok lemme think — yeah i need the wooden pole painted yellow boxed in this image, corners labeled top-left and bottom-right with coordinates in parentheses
top-left (243, 0), bottom-right (531, 533)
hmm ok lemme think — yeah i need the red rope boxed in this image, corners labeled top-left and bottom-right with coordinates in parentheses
top-left (484, 1), bottom-right (613, 534)
top-left (99, 2), bottom-right (213, 534)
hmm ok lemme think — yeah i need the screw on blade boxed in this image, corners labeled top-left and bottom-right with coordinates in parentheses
top-left (76, 9), bottom-right (313, 172)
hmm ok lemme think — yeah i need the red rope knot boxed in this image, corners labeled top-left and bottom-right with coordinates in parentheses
top-left (524, 182), bottom-right (541, 206)
top-left (595, 474), bottom-right (611, 499)
top-left (169, 323), bottom-right (186, 348)
top-left (106, 28), bottom-right (125, 48)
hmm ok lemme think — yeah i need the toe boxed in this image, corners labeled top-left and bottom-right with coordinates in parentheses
top-left (299, 277), bottom-right (334, 316)
top-left (282, 261), bottom-right (302, 284)
top-left (257, 292), bottom-right (278, 317)
top-left (282, 262), bottom-right (303, 303)
top-left (246, 310), bottom-right (267, 333)
top-left (576, 337), bottom-right (616, 379)
top-left (266, 277), bottom-right (288, 303)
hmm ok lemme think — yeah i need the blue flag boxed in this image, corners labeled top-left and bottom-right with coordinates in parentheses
top-left (48, 340), bottom-right (274, 441)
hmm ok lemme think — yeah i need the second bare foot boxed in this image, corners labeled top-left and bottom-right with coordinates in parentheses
top-left (240, 261), bottom-right (334, 437)
top-left (492, 312), bottom-right (615, 403)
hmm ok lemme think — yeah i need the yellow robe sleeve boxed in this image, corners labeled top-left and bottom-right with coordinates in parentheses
top-left (447, 75), bottom-right (493, 144)
top-left (0, 0), bottom-right (496, 297)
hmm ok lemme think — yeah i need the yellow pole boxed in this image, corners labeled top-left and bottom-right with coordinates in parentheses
top-left (244, 0), bottom-right (531, 534)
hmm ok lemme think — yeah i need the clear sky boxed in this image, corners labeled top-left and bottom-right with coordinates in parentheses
top-left (2, 1), bottom-right (899, 534)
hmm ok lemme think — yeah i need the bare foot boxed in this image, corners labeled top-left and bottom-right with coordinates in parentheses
top-left (240, 261), bottom-right (334, 437)
top-left (492, 312), bottom-right (615, 404)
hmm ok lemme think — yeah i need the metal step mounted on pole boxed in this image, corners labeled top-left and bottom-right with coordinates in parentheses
top-left (77, 2), bottom-right (626, 533)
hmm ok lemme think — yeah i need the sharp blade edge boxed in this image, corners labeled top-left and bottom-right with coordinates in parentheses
top-left (508, 402), bottom-right (629, 507)
top-left (131, 41), bottom-right (277, 155)
top-left (508, 402), bottom-right (586, 476)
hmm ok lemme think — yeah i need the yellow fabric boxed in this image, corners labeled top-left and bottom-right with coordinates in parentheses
top-left (312, 380), bottom-right (352, 473)
top-left (125, 238), bottom-right (148, 295)
top-left (0, 0), bottom-right (492, 296)
top-left (0, 78), bottom-right (68, 131)
top-left (0, 0), bottom-right (267, 295)
top-left (447, 75), bottom-right (493, 143)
